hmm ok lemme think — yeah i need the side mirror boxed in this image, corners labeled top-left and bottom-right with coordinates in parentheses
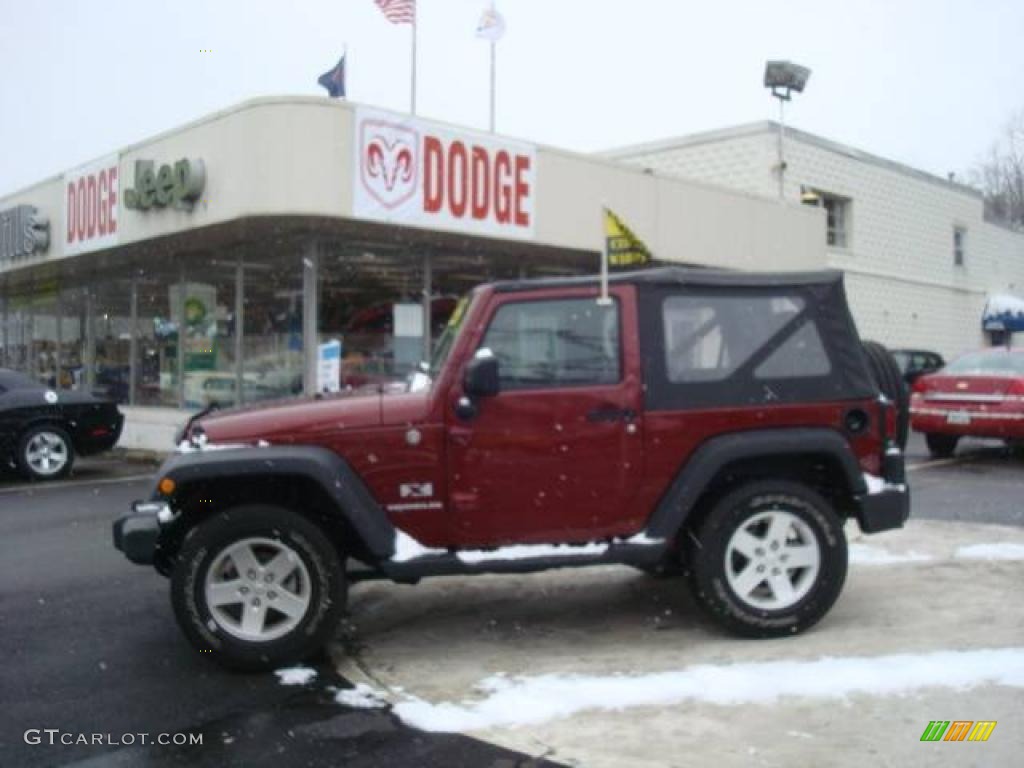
top-left (464, 354), bottom-right (500, 398)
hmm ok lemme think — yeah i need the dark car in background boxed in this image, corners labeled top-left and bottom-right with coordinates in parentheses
top-left (0, 369), bottom-right (124, 481)
top-left (891, 348), bottom-right (945, 386)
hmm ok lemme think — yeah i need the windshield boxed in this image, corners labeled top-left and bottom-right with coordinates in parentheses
top-left (943, 350), bottom-right (1024, 376)
top-left (429, 294), bottom-right (473, 378)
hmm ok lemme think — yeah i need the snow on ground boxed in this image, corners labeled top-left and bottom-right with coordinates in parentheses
top-left (334, 683), bottom-right (388, 709)
top-left (955, 542), bottom-right (1024, 561)
top-left (274, 666), bottom-right (317, 685)
top-left (391, 647), bottom-right (1024, 732)
top-left (847, 543), bottom-right (932, 565)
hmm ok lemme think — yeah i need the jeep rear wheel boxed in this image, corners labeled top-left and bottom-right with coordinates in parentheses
top-left (171, 504), bottom-right (346, 671)
top-left (686, 481), bottom-right (847, 638)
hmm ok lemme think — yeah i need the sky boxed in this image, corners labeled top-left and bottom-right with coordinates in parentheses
top-left (1, 0), bottom-right (1022, 196)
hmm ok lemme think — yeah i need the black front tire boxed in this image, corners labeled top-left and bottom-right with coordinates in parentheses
top-left (171, 504), bottom-right (346, 672)
top-left (925, 433), bottom-right (959, 458)
top-left (686, 481), bottom-right (848, 638)
top-left (16, 424), bottom-right (75, 481)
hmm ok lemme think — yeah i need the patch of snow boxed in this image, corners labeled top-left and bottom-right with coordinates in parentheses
top-left (456, 542), bottom-right (607, 564)
top-left (392, 647), bottom-right (1024, 732)
top-left (985, 294), bottom-right (1024, 318)
top-left (620, 532), bottom-right (665, 546)
top-left (848, 543), bottom-right (933, 566)
top-left (955, 542), bottom-right (1024, 561)
top-left (176, 440), bottom-right (249, 454)
top-left (862, 473), bottom-right (906, 495)
top-left (392, 531), bottom-right (446, 563)
top-left (275, 666), bottom-right (317, 686)
top-left (335, 683), bottom-right (388, 709)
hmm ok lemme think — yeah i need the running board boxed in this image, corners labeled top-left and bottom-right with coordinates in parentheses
top-left (350, 540), bottom-right (670, 583)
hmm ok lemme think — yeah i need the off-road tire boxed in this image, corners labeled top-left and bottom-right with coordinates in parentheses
top-left (925, 433), bottom-right (959, 459)
top-left (16, 424), bottom-right (75, 481)
top-left (686, 481), bottom-right (848, 638)
top-left (171, 504), bottom-right (346, 672)
top-left (862, 340), bottom-right (909, 449)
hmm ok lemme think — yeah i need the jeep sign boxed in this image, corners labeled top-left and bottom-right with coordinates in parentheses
top-left (0, 205), bottom-right (49, 266)
top-left (64, 155), bottom-right (119, 256)
top-left (353, 107), bottom-right (535, 240)
top-left (124, 158), bottom-right (206, 211)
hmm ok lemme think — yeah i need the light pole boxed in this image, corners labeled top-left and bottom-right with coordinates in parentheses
top-left (763, 60), bottom-right (811, 199)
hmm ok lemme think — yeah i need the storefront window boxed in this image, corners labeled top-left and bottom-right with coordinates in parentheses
top-left (242, 249), bottom-right (303, 402)
top-left (92, 277), bottom-right (132, 404)
top-left (319, 249), bottom-right (428, 391)
top-left (31, 283), bottom-right (60, 387)
top-left (134, 260), bottom-right (180, 408)
top-left (3, 288), bottom-right (31, 374)
top-left (175, 257), bottom-right (238, 409)
top-left (59, 286), bottom-right (88, 390)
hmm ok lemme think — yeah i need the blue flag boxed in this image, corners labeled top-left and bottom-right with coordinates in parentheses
top-left (318, 55), bottom-right (346, 99)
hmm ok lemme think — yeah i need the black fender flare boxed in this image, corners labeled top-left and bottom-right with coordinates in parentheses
top-left (645, 428), bottom-right (867, 539)
top-left (154, 445), bottom-right (396, 560)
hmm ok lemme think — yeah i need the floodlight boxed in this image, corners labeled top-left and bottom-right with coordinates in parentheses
top-left (764, 61), bottom-right (811, 98)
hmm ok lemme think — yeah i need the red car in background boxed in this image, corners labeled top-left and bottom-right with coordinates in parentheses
top-left (910, 347), bottom-right (1024, 457)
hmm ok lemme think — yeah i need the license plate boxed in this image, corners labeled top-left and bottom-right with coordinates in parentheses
top-left (947, 411), bottom-right (971, 425)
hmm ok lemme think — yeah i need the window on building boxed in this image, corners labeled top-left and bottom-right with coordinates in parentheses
top-left (802, 189), bottom-right (851, 249)
top-left (953, 226), bottom-right (966, 267)
top-left (480, 298), bottom-right (621, 389)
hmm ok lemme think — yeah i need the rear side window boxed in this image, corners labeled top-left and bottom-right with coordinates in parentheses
top-left (663, 295), bottom-right (815, 382)
top-left (481, 298), bottom-right (621, 389)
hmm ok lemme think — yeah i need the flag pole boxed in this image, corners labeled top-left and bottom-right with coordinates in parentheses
top-left (488, 1), bottom-right (496, 132)
top-left (410, 2), bottom-right (418, 114)
top-left (598, 205), bottom-right (611, 305)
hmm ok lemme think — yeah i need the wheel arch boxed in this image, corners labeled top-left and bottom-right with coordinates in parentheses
top-left (151, 446), bottom-right (395, 571)
top-left (645, 428), bottom-right (867, 541)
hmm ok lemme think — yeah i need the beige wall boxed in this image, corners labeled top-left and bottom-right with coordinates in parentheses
top-left (1, 97), bottom-right (825, 277)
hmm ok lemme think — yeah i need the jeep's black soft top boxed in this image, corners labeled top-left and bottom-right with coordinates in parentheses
top-left (490, 266), bottom-right (877, 409)
top-left (489, 266), bottom-right (846, 293)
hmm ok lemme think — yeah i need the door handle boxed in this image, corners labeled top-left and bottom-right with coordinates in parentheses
top-left (586, 406), bottom-right (637, 423)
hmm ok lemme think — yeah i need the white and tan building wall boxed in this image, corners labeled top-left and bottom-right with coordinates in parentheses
top-left (606, 122), bottom-right (1024, 360)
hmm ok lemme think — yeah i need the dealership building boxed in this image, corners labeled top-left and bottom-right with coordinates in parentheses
top-left (0, 97), bottom-right (823, 450)
top-left (607, 122), bottom-right (1024, 357)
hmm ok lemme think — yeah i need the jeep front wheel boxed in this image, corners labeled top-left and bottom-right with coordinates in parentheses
top-left (686, 481), bottom-right (847, 638)
top-left (171, 505), bottom-right (346, 671)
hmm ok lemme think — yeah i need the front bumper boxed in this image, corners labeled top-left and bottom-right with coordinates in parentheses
top-left (112, 501), bottom-right (172, 565)
top-left (857, 448), bottom-right (910, 534)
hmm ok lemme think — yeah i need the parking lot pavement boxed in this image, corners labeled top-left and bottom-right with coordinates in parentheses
top-left (905, 431), bottom-right (1024, 526)
top-left (0, 452), bottom-right (160, 494)
top-left (0, 475), bottom-right (564, 768)
top-left (334, 519), bottom-right (1024, 767)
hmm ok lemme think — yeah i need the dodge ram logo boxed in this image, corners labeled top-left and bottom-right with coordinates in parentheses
top-left (360, 120), bottom-right (419, 209)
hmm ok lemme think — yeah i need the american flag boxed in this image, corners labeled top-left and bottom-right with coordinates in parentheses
top-left (374, 0), bottom-right (415, 25)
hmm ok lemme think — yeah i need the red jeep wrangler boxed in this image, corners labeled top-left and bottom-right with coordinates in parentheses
top-left (114, 268), bottom-right (910, 670)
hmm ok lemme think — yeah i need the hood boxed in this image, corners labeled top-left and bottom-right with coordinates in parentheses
top-left (193, 387), bottom-right (430, 445)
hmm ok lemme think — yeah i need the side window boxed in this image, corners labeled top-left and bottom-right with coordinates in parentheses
top-left (755, 321), bottom-right (831, 379)
top-left (663, 295), bottom-right (804, 382)
top-left (480, 298), bottom-right (620, 389)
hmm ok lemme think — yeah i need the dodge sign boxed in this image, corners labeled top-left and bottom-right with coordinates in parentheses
top-left (64, 155), bottom-right (119, 256)
top-left (353, 107), bottom-right (535, 240)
